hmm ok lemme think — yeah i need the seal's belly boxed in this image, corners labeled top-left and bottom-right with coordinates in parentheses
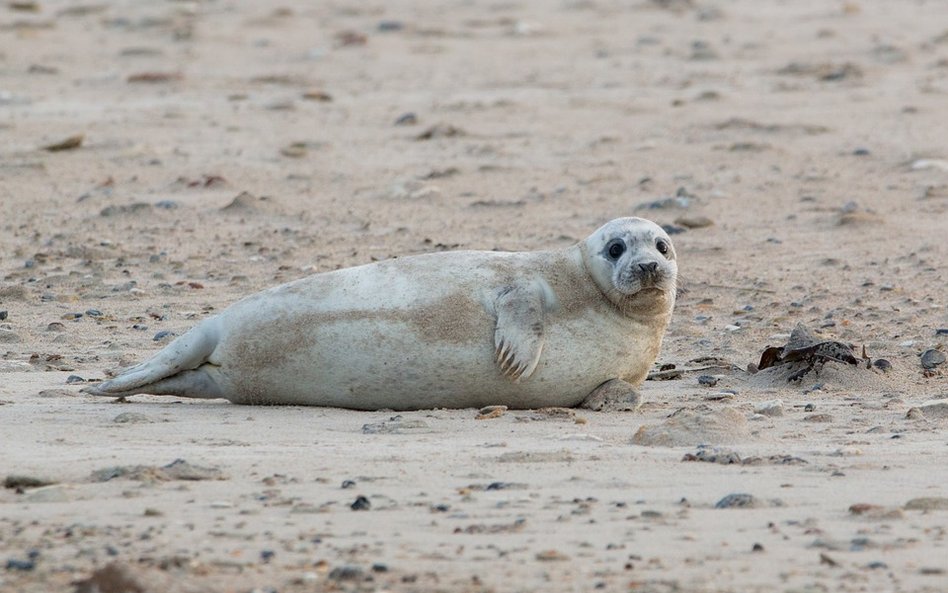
top-left (212, 308), bottom-right (644, 410)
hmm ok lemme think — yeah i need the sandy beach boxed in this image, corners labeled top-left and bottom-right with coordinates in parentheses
top-left (1, 0), bottom-right (946, 591)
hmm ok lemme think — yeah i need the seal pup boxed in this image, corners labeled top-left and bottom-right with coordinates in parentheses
top-left (83, 217), bottom-right (677, 410)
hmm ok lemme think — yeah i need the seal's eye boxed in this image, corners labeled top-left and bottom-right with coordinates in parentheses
top-left (607, 241), bottom-right (626, 260)
top-left (656, 239), bottom-right (670, 256)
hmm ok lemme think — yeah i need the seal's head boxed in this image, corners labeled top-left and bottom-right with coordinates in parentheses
top-left (581, 217), bottom-right (678, 319)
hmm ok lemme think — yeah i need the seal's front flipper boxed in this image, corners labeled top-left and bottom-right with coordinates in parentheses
top-left (491, 280), bottom-right (554, 382)
top-left (580, 379), bottom-right (642, 411)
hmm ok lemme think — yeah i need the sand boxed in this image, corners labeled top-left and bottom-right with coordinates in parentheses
top-left (1, 0), bottom-right (947, 591)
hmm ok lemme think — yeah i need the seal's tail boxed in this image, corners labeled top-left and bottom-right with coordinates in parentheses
top-left (82, 319), bottom-right (222, 398)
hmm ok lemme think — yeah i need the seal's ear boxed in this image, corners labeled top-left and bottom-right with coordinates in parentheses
top-left (490, 280), bottom-right (554, 382)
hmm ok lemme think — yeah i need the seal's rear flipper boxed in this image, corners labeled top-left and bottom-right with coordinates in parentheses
top-left (82, 319), bottom-right (221, 398)
top-left (83, 366), bottom-right (224, 399)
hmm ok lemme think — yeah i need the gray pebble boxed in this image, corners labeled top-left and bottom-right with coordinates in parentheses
top-left (394, 112), bottom-right (417, 126)
top-left (351, 495), bottom-right (371, 511)
top-left (872, 359), bottom-right (892, 372)
top-left (328, 565), bottom-right (365, 581)
top-left (697, 375), bottom-right (718, 387)
top-left (66, 375), bottom-right (85, 384)
top-left (153, 330), bottom-right (175, 342)
top-left (715, 493), bottom-right (759, 509)
top-left (936, 328), bottom-right (948, 336)
top-left (920, 349), bottom-right (945, 369)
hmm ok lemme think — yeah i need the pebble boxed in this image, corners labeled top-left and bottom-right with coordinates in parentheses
top-left (351, 495), bottom-right (371, 511)
top-left (260, 549), bottom-right (275, 563)
top-left (66, 375), bottom-right (85, 384)
top-left (0, 310), bottom-right (7, 320)
top-left (341, 479), bottom-right (356, 489)
top-left (675, 215), bottom-right (714, 229)
top-left (715, 493), bottom-right (760, 509)
top-left (394, 112), bottom-right (417, 126)
top-left (754, 400), bottom-right (784, 417)
top-left (697, 375), bottom-right (718, 387)
top-left (85, 309), bottom-right (103, 318)
top-left (377, 20), bottom-right (404, 32)
top-left (920, 349), bottom-right (945, 369)
top-left (872, 359), bottom-right (892, 372)
top-left (5, 558), bottom-right (35, 571)
top-left (936, 328), bottom-right (948, 336)
top-left (153, 330), bottom-right (175, 342)
top-left (4, 475), bottom-right (55, 489)
top-left (328, 565), bottom-right (365, 581)
top-left (476, 405), bottom-right (507, 419)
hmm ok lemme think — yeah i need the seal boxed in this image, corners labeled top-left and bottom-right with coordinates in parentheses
top-left (83, 217), bottom-right (678, 410)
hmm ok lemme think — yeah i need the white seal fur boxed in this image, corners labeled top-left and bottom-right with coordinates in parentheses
top-left (84, 217), bottom-right (678, 410)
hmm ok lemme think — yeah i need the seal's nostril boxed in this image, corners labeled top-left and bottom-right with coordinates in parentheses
top-left (639, 262), bottom-right (659, 274)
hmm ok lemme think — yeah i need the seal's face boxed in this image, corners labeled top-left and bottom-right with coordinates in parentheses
top-left (582, 217), bottom-right (678, 317)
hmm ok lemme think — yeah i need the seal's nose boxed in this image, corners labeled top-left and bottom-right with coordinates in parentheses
top-left (639, 262), bottom-right (659, 274)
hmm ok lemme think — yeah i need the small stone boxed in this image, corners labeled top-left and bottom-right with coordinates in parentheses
top-left (5, 558), bottom-right (35, 571)
top-left (697, 375), bottom-right (718, 387)
top-left (866, 561), bottom-right (888, 570)
top-left (920, 349), bottom-right (946, 370)
top-left (4, 475), bottom-right (55, 489)
top-left (47, 322), bottom-right (66, 332)
top-left (476, 405), bottom-right (507, 419)
top-left (535, 549), bottom-right (570, 561)
top-left (371, 563), bottom-right (388, 572)
top-left (905, 407), bottom-right (924, 420)
top-left (804, 413), bottom-right (834, 423)
top-left (853, 148), bottom-right (871, 156)
top-left (66, 375), bottom-right (85, 384)
top-left (0, 310), bottom-right (7, 320)
top-left (85, 309), bottom-right (103, 318)
top-left (752, 543), bottom-right (765, 552)
top-left (935, 328), bottom-right (948, 336)
top-left (674, 215), bottom-right (714, 229)
top-left (301, 90), bottom-right (332, 102)
top-left (394, 112), bottom-right (417, 126)
top-left (715, 493), bottom-right (760, 509)
top-left (872, 359), bottom-right (892, 372)
top-left (0, 329), bottom-right (20, 342)
top-left (754, 400), bottom-right (784, 417)
top-left (341, 479), bottom-right (356, 489)
top-left (351, 495), bottom-right (371, 511)
top-left (377, 20), bottom-right (404, 32)
top-left (328, 565), bottom-right (364, 581)
top-left (804, 403), bottom-right (816, 412)
top-left (260, 549), bottom-right (275, 563)
top-left (152, 330), bottom-right (175, 342)
top-left (143, 508), bottom-right (163, 517)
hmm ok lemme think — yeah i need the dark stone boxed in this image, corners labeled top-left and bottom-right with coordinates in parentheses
top-left (714, 493), bottom-right (759, 509)
top-left (697, 375), bottom-right (718, 387)
top-left (328, 565), bottom-right (365, 581)
top-left (5, 558), bottom-right (35, 571)
top-left (394, 112), bottom-right (417, 126)
top-left (351, 495), bottom-right (371, 511)
top-left (341, 479), bottom-right (356, 489)
top-left (920, 349), bottom-right (945, 369)
top-left (66, 375), bottom-right (85, 384)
